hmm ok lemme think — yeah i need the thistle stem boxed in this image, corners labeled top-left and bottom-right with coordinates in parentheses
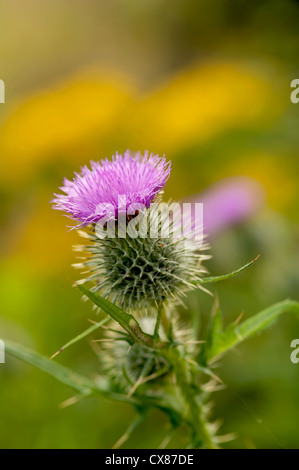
top-left (154, 304), bottom-right (163, 339)
top-left (165, 347), bottom-right (216, 449)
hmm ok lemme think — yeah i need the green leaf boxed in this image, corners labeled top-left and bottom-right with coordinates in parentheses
top-left (204, 300), bottom-right (299, 363)
top-left (5, 339), bottom-right (184, 422)
top-left (198, 301), bottom-right (223, 365)
top-left (5, 339), bottom-right (137, 405)
top-left (200, 255), bottom-right (260, 284)
top-left (78, 284), bottom-right (168, 349)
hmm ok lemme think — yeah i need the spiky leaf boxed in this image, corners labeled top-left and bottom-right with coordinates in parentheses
top-left (202, 300), bottom-right (299, 363)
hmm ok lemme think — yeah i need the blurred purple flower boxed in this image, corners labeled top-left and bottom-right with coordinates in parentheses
top-left (52, 150), bottom-right (171, 227)
top-left (187, 176), bottom-right (265, 237)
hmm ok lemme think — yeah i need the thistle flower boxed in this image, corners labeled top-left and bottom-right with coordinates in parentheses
top-left (186, 176), bottom-right (264, 237)
top-left (53, 151), bottom-right (209, 312)
top-left (52, 150), bottom-right (171, 227)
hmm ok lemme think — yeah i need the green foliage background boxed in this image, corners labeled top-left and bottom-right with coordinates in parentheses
top-left (1, 0), bottom-right (299, 448)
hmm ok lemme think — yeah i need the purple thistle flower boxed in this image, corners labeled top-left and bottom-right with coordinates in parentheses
top-left (52, 150), bottom-right (171, 227)
top-left (186, 176), bottom-right (265, 237)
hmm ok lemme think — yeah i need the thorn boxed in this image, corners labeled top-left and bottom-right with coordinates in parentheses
top-left (50, 348), bottom-right (64, 360)
top-left (211, 294), bottom-right (220, 317)
top-left (158, 428), bottom-right (176, 449)
top-left (92, 339), bottom-right (116, 343)
top-left (187, 358), bottom-right (223, 384)
top-left (234, 312), bottom-right (244, 325)
top-left (112, 432), bottom-right (130, 450)
top-left (127, 375), bottom-right (144, 398)
top-left (59, 395), bottom-right (82, 409)
top-left (215, 433), bottom-right (237, 444)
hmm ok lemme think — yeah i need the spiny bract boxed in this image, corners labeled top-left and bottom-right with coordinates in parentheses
top-left (74, 205), bottom-right (209, 312)
top-left (99, 317), bottom-right (191, 393)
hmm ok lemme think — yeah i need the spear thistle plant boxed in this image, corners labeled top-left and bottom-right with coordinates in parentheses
top-left (5, 150), bottom-right (299, 449)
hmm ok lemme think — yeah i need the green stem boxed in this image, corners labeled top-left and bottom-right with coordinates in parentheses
top-left (161, 305), bottom-right (174, 342)
top-left (78, 284), bottom-right (168, 349)
top-left (154, 304), bottom-right (163, 339)
top-left (152, 308), bottom-right (215, 447)
top-left (165, 347), bottom-right (216, 449)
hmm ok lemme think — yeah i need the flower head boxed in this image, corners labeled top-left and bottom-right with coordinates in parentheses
top-left (53, 150), bottom-right (209, 312)
top-left (52, 150), bottom-right (171, 227)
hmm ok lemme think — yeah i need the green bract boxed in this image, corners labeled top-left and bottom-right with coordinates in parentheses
top-left (75, 206), bottom-right (209, 312)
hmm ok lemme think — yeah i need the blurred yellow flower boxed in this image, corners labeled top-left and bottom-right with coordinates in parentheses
top-left (9, 195), bottom-right (78, 273)
top-left (219, 153), bottom-right (297, 210)
top-left (128, 61), bottom-right (284, 151)
top-left (0, 70), bottom-right (134, 183)
top-left (0, 61), bottom-right (291, 275)
top-left (0, 61), bottom-right (286, 186)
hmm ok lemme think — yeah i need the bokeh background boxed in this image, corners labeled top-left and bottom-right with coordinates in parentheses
top-left (1, 0), bottom-right (299, 449)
